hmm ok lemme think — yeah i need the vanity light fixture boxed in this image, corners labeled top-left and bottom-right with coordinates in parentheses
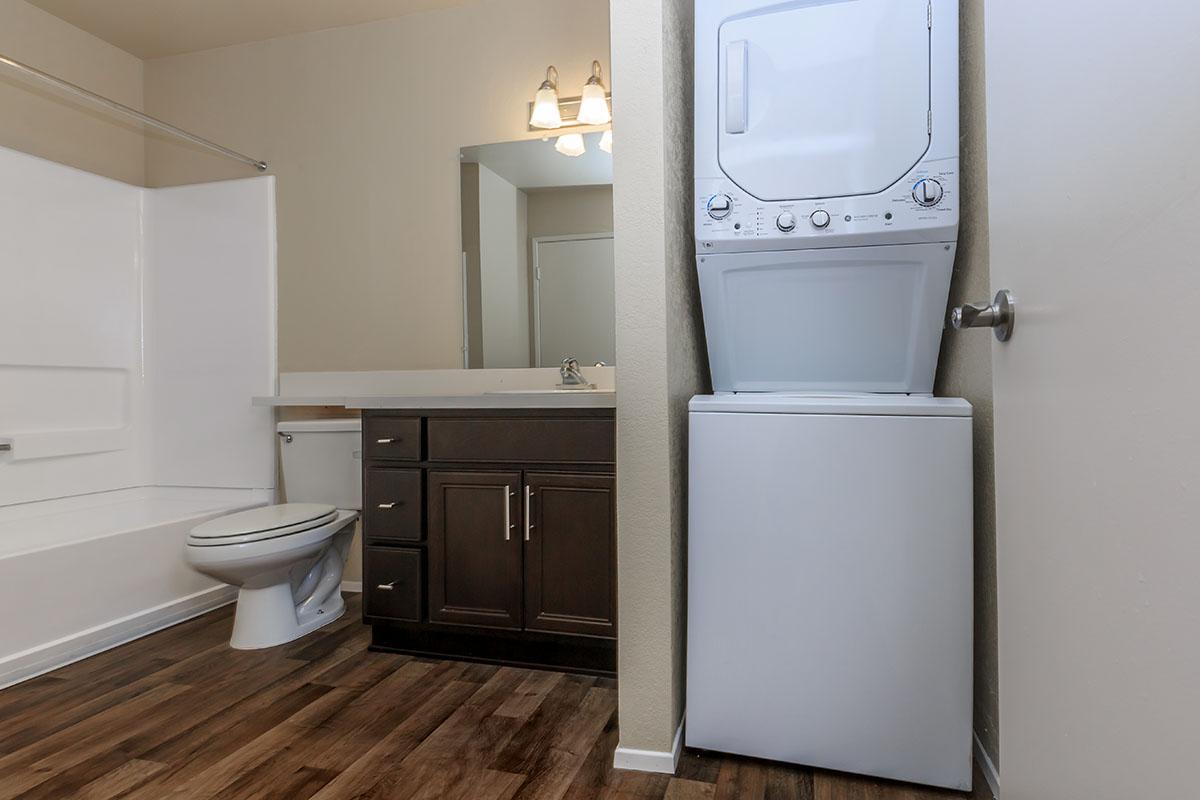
top-left (599, 128), bottom-right (613, 153)
top-left (576, 60), bottom-right (612, 125)
top-left (554, 133), bottom-right (586, 157)
top-left (529, 66), bottom-right (563, 129)
top-left (528, 61), bottom-right (612, 132)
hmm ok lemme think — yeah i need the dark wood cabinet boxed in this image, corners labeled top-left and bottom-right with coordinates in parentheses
top-left (524, 472), bottom-right (616, 636)
top-left (363, 547), bottom-right (422, 622)
top-left (362, 468), bottom-right (422, 542)
top-left (427, 470), bottom-right (523, 629)
top-left (361, 408), bottom-right (616, 675)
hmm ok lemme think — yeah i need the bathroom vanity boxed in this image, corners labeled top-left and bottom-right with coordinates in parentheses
top-left (359, 406), bottom-right (616, 674)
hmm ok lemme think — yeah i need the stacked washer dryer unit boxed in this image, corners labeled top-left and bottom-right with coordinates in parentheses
top-left (687, 0), bottom-right (973, 791)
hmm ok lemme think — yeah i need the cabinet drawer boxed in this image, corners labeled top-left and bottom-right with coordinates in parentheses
top-left (363, 468), bottom-right (422, 542)
top-left (364, 547), bottom-right (422, 622)
top-left (427, 418), bottom-right (614, 464)
top-left (364, 417), bottom-right (422, 461)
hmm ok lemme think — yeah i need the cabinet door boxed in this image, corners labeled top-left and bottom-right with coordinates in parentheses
top-left (523, 472), bottom-right (616, 637)
top-left (427, 471), bottom-right (522, 629)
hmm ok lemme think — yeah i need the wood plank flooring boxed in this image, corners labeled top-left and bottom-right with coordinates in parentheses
top-left (0, 595), bottom-right (991, 799)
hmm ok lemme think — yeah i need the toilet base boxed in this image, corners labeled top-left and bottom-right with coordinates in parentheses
top-left (230, 583), bottom-right (346, 650)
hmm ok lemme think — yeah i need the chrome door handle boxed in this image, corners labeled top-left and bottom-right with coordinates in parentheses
top-left (951, 289), bottom-right (1015, 342)
top-left (375, 437), bottom-right (398, 444)
top-left (524, 485), bottom-right (533, 541)
top-left (377, 502), bottom-right (397, 509)
top-left (376, 581), bottom-right (397, 591)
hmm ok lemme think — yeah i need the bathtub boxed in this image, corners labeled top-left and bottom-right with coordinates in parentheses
top-left (0, 486), bottom-right (270, 688)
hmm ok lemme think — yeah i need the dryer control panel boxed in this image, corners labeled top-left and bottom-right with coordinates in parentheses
top-left (695, 160), bottom-right (959, 253)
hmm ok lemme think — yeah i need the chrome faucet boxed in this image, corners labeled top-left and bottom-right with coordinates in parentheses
top-left (559, 357), bottom-right (589, 387)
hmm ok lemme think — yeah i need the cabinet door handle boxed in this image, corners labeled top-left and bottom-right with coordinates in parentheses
top-left (524, 485), bottom-right (533, 541)
top-left (375, 437), bottom-right (399, 444)
top-left (377, 502), bottom-right (398, 509)
top-left (376, 581), bottom-right (397, 591)
top-left (503, 485), bottom-right (512, 541)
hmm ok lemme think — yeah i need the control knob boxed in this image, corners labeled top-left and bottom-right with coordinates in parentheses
top-left (707, 194), bottom-right (733, 220)
top-left (810, 209), bottom-right (831, 229)
top-left (912, 178), bottom-right (944, 207)
top-left (776, 212), bottom-right (797, 232)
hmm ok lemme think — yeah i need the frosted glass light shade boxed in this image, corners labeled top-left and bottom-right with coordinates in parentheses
top-left (577, 83), bottom-right (612, 125)
top-left (554, 133), bottom-right (586, 157)
top-left (530, 86), bottom-right (563, 129)
top-left (599, 129), bottom-right (613, 153)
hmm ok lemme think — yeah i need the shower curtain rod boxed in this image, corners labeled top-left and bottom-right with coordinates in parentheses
top-left (0, 53), bottom-right (268, 172)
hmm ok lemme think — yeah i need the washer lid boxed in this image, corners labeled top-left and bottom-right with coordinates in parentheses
top-left (190, 503), bottom-right (337, 539)
top-left (689, 393), bottom-right (972, 418)
top-left (717, 0), bottom-right (931, 201)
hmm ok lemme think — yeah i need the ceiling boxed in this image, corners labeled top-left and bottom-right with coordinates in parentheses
top-left (26, 0), bottom-right (482, 59)
top-left (461, 134), bottom-right (613, 191)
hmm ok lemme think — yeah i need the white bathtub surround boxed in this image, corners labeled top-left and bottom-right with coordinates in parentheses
top-left (255, 366), bottom-right (616, 409)
top-left (0, 144), bottom-right (277, 683)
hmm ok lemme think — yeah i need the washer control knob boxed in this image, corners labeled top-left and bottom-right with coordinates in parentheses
top-left (810, 209), bottom-right (831, 229)
top-left (912, 178), bottom-right (944, 207)
top-left (707, 194), bottom-right (733, 220)
top-left (776, 212), bottom-right (797, 232)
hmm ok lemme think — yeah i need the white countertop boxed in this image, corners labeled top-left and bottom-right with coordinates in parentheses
top-left (252, 391), bottom-right (615, 409)
top-left (253, 367), bottom-right (617, 410)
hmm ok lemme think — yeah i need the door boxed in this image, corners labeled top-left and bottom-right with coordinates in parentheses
top-left (717, 0), bottom-right (930, 201)
top-left (523, 472), bottom-right (616, 636)
top-left (985, 3), bottom-right (1200, 798)
top-left (533, 234), bottom-right (615, 367)
top-left (427, 471), bottom-right (522, 629)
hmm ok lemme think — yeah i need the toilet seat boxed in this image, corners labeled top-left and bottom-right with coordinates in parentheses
top-left (187, 503), bottom-right (338, 547)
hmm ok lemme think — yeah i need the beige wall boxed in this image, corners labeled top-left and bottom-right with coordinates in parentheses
top-left (142, 0), bottom-right (611, 373)
top-left (0, 0), bottom-right (144, 184)
top-left (611, 0), bottom-right (704, 755)
top-left (933, 0), bottom-right (998, 772)
top-left (525, 185), bottom-right (614, 239)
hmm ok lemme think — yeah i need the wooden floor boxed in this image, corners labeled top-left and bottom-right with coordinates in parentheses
top-left (0, 595), bottom-right (990, 800)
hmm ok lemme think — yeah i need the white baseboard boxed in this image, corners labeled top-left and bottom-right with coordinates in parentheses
top-left (613, 715), bottom-right (685, 774)
top-left (974, 732), bottom-right (999, 799)
top-left (340, 581), bottom-right (362, 593)
top-left (0, 585), bottom-right (237, 690)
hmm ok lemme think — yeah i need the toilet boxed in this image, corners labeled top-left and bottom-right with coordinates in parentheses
top-left (185, 419), bottom-right (362, 649)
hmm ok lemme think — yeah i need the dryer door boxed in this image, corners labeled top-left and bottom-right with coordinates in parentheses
top-left (718, 0), bottom-right (931, 202)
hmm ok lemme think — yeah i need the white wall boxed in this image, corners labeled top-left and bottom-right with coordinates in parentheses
top-left (0, 146), bottom-right (147, 505)
top-left (477, 164), bottom-right (530, 368)
top-left (0, 144), bottom-right (277, 508)
top-left (144, 178), bottom-right (277, 489)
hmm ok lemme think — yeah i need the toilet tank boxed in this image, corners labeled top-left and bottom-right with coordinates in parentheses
top-left (277, 419), bottom-right (362, 510)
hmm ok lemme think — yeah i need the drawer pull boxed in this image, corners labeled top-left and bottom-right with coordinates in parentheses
top-left (377, 501), bottom-right (401, 509)
top-left (376, 581), bottom-right (398, 591)
top-left (376, 437), bottom-right (400, 444)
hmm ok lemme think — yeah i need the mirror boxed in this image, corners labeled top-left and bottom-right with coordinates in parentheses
top-left (460, 132), bottom-right (614, 369)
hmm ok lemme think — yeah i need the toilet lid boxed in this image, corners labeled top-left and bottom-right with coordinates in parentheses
top-left (190, 503), bottom-right (337, 540)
